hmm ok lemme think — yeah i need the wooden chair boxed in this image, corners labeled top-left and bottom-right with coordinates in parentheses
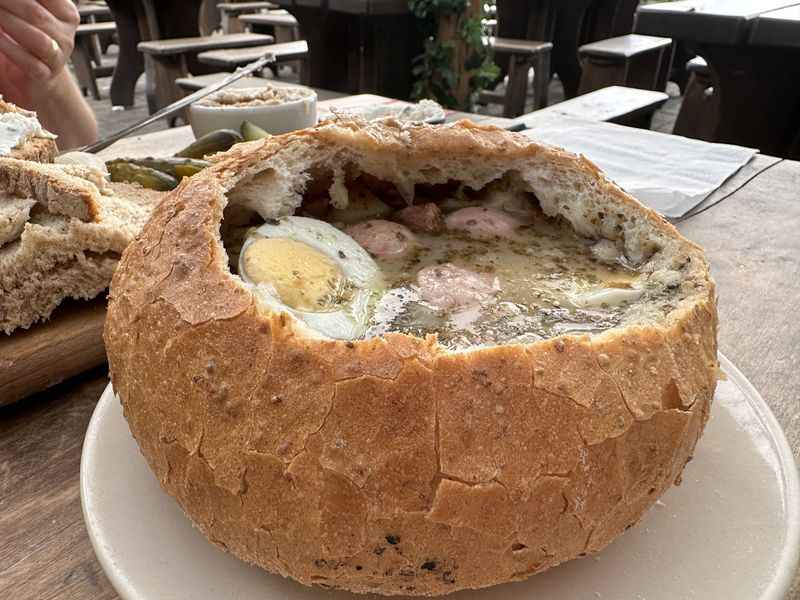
top-left (137, 32), bottom-right (273, 114)
top-left (197, 40), bottom-right (309, 83)
top-left (578, 34), bottom-right (673, 94)
top-left (72, 21), bottom-right (117, 100)
top-left (479, 37), bottom-right (553, 118)
top-left (239, 12), bottom-right (300, 43)
top-left (78, 3), bottom-right (113, 62)
top-left (508, 85), bottom-right (669, 130)
top-left (218, 2), bottom-right (278, 33)
top-left (672, 57), bottom-right (720, 142)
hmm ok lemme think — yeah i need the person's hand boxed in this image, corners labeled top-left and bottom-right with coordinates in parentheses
top-left (0, 0), bottom-right (80, 105)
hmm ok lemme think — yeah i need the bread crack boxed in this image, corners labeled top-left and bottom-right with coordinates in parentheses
top-left (589, 344), bottom-right (637, 423)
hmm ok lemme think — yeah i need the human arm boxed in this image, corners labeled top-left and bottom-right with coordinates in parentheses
top-left (0, 0), bottom-right (98, 150)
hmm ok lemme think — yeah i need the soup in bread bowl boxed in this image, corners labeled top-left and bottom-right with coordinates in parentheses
top-left (105, 118), bottom-right (718, 596)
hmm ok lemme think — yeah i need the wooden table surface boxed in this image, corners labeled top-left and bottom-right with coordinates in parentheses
top-left (635, 0), bottom-right (800, 44)
top-left (749, 5), bottom-right (800, 47)
top-left (635, 0), bottom-right (800, 159)
top-left (1, 124), bottom-right (798, 597)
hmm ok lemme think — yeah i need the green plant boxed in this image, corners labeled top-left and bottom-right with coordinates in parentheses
top-left (409, 0), bottom-right (499, 110)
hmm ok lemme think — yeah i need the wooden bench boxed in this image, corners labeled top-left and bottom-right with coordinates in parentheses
top-left (78, 4), bottom-right (111, 20)
top-left (78, 2), bottom-right (114, 60)
top-left (138, 32), bottom-right (274, 114)
top-left (218, 2), bottom-right (278, 33)
top-left (673, 57), bottom-right (720, 141)
top-left (508, 85), bottom-right (669, 130)
top-left (72, 21), bottom-right (117, 100)
top-left (578, 34), bottom-right (673, 94)
top-left (479, 37), bottom-right (553, 118)
top-left (239, 12), bottom-right (300, 43)
top-left (197, 40), bottom-right (309, 82)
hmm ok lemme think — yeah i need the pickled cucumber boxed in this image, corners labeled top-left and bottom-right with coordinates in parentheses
top-left (174, 129), bottom-right (243, 159)
top-left (107, 157), bottom-right (210, 179)
top-left (107, 162), bottom-right (178, 191)
top-left (241, 120), bottom-right (271, 141)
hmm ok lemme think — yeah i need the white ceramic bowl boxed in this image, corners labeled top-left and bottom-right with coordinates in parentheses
top-left (189, 86), bottom-right (317, 138)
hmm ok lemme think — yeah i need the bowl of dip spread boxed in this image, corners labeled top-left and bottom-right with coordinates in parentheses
top-left (189, 85), bottom-right (317, 139)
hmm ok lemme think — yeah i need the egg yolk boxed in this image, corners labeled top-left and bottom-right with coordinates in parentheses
top-left (242, 238), bottom-right (349, 312)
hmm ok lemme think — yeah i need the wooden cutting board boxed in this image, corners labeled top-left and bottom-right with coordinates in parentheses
top-left (0, 298), bottom-right (107, 406)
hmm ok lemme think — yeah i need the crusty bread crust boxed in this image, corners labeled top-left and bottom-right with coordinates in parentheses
top-left (105, 119), bottom-right (718, 596)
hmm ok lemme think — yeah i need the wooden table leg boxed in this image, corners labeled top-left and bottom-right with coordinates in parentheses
top-left (504, 54), bottom-right (530, 117)
top-left (85, 15), bottom-right (105, 67)
top-left (590, 0), bottom-right (638, 39)
top-left (106, 0), bottom-right (145, 108)
top-left (144, 54), bottom-right (190, 121)
top-left (553, 0), bottom-right (595, 98)
top-left (789, 130), bottom-right (800, 160)
top-left (221, 9), bottom-right (245, 35)
top-left (496, 0), bottom-right (558, 81)
top-left (288, 7), bottom-right (421, 99)
top-left (689, 43), bottom-right (800, 157)
top-left (71, 36), bottom-right (100, 100)
top-left (532, 48), bottom-right (551, 110)
top-left (289, 7), bottom-right (351, 93)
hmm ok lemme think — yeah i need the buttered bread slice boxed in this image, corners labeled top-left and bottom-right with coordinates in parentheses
top-left (0, 98), bottom-right (58, 163)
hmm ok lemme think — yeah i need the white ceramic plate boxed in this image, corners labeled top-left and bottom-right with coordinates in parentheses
top-left (81, 354), bottom-right (800, 600)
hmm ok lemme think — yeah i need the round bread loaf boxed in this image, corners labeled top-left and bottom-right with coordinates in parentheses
top-left (104, 119), bottom-right (718, 596)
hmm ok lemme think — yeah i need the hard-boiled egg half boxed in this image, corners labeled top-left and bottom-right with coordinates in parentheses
top-left (238, 216), bottom-right (384, 339)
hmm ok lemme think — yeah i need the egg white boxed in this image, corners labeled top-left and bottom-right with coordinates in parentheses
top-left (239, 216), bottom-right (384, 339)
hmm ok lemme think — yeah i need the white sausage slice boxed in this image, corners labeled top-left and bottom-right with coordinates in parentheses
top-left (444, 206), bottom-right (524, 240)
top-left (417, 263), bottom-right (500, 310)
top-left (345, 219), bottom-right (417, 259)
top-left (395, 203), bottom-right (444, 233)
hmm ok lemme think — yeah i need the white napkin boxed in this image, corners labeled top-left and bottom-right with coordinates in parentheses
top-left (522, 117), bottom-right (757, 218)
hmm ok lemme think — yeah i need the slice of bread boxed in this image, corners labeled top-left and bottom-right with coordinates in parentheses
top-left (0, 195), bottom-right (35, 245)
top-left (0, 159), bottom-right (164, 334)
top-left (0, 98), bottom-right (58, 163)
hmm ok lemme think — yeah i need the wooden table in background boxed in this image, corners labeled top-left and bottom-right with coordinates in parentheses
top-left (496, 0), bottom-right (640, 98)
top-left (271, 0), bottom-right (423, 99)
top-left (1, 121), bottom-right (799, 598)
top-left (635, 0), bottom-right (800, 158)
top-left (104, 0), bottom-right (212, 108)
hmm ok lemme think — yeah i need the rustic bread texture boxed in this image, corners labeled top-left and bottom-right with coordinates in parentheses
top-left (0, 195), bottom-right (35, 246)
top-left (8, 135), bottom-right (58, 163)
top-left (0, 159), bottom-right (164, 334)
top-left (105, 119), bottom-right (718, 596)
top-left (0, 158), bottom-right (112, 222)
top-left (0, 98), bottom-right (58, 162)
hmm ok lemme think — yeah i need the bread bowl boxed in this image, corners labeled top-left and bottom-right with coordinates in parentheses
top-left (104, 118), bottom-right (718, 596)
